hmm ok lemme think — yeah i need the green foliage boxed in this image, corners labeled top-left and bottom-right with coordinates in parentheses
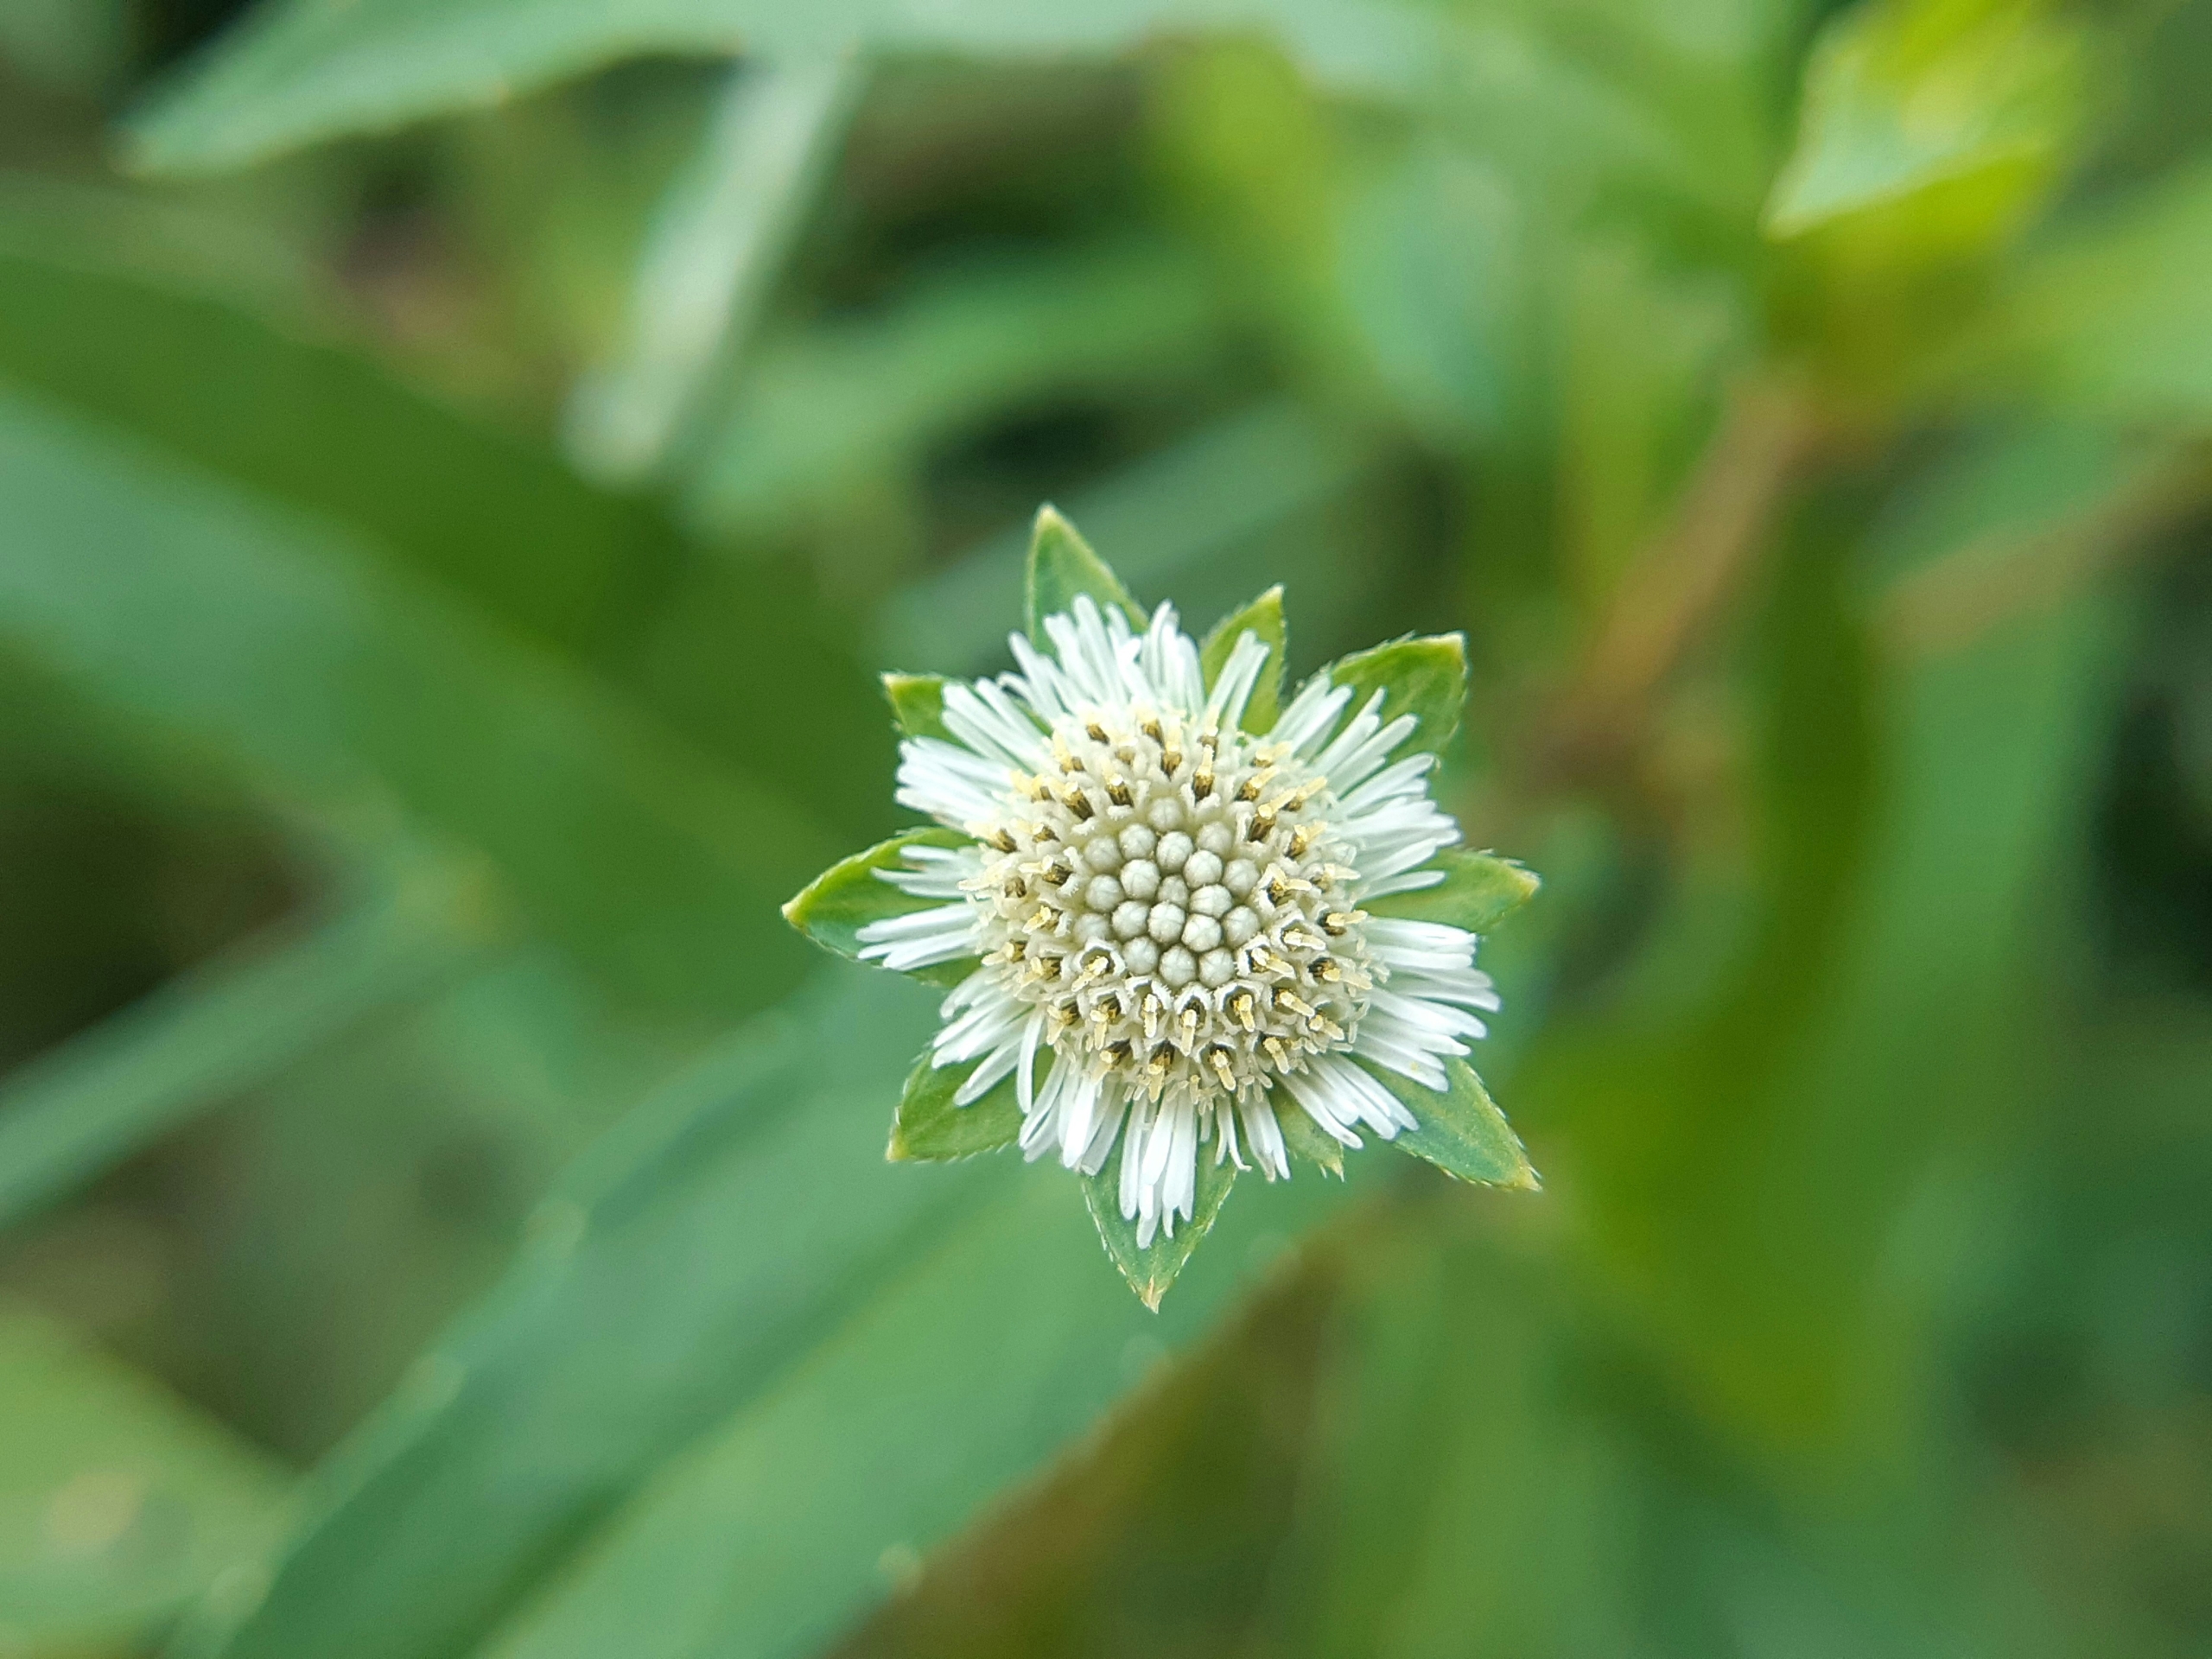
top-left (1325, 635), bottom-right (1469, 758)
top-left (2, 3), bottom-right (2209, 1656)
top-left (1025, 505), bottom-right (1145, 639)
top-left (0, 1298), bottom-right (286, 1648)
top-left (1362, 1058), bottom-right (1537, 1190)
top-left (1765, 0), bottom-right (2085, 240)
top-left (1082, 1135), bottom-right (1240, 1311)
top-left (1200, 586), bottom-right (1287, 733)
top-left (1273, 1096), bottom-right (1346, 1178)
top-left (888, 1050), bottom-right (1026, 1163)
top-left (783, 828), bottom-right (977, 988)
top-left (1364, 849), bottom-right (1541, 935)
top-left (880, 673), bottom-right (951, 741)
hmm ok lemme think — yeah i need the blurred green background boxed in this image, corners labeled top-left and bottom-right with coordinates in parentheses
top-left (1, 0), bottom-right (2209, 1654)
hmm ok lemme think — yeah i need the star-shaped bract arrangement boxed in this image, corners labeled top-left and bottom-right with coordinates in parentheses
top-left (787, 508), bottom-right (1538, 1306)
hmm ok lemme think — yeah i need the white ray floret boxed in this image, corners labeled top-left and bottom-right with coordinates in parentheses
top-left (859, 594), bottom-right (1500, 1247)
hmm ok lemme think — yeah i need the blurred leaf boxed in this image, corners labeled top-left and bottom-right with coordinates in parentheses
top-left (565, 55), bottom-right (864, 483)
top-left (1983, 156), bottom-right (2212, 424)
top-left (1558, 238), bottom-right (1745, 608)
top-left (1337, 137), bottom-right (1527, 446)
top-left (123, 0), bottom-right (1447, 178)
top-left (1359, 1058), bottom-right (1536, 1190)
top-left (472, 1154), bottom-right (1338, 1659)
top-left (1325, 635), bottom-right (1467, 757)
top-left (1026, 505), bottom-right (1144, 639)
top-left (1764, 0), bottom-right (2083, 238)
top-left (0, 229), bottom-right (899, 845)
top-left (178, 968), bottom-right (1348, 1659)
top-left (1365, 849), bottom-right (1540, 937)
top-left (887, 1050), bottom-right (1025, 1163)
top-left (1201, 586), bottom-right (1287, 734)
top-left (0, 1297), bottom-right (288, 1649)
top-left (881, 404), bottom-right (1383, 677)
top-left (0, 842), bottom-right (497, 1231)
top-left (1081, 1136), bottom-right (1239, 1310)
top-left (783, 827), bottom-right (976, 985)
top-left (0, 385), bottom-right (831, 1020)
top-left (684, 239), bottom-right (1228, 538)
top-left (1257, 1217), bottom-right (1641, 1659)
top-left (880, 674), bottom-right (950, 741)
top-left (171, 969), bottom-right (977, 1659)
top-left (0, 0), bottom-right (127, 92)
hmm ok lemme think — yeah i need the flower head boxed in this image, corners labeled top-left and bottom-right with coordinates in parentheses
top-left (787, 509), bottom-right (1537, 1303)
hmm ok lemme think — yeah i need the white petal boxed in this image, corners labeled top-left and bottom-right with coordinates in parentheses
top-left (1204, 631), bottom-right (1270, 728)
top-left (855, 902), bottom-right (978, 971)
top-left (1274, 675), bottom-right (1351, 756)
top-left (1237, 1094), bottom-right (1290, 1180)
top-left (1276, 1064), bottom-right (1364, 1147)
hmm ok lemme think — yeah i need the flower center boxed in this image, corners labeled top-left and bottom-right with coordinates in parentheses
top-left (968, 702), bottom-right (1374, 1109)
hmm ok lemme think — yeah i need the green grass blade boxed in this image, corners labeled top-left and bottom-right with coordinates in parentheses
top-left (0, 846), bottom-right (497, 1230)
top-left (121, 0), bottom-right (1440, 178)
top-left (0, 385), bottom-right (831, 1020)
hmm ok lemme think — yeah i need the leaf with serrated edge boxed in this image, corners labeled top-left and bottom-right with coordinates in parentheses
top-left (1081, 1132), bottom-right (1237, 1309)
top-left (880, 672), bottom-right (951, 741)
top-left (1358, 1057), bottom-right (1537, 1190)
top-left (1200, 585), bottom-right (1287, 734)
top-left (1025, 505), bottom-right (1143, 640)
top-left (1367, 849), bottom-right (1539, 934)
top-left (1325, 634), bottom-right (1467, 758)
top-left (783, 829), bottom-right (976, 988)
top-left (888, 1049), bottom-right (1025, 1163)
top-left (1270, 1093), bottom-right (1346, 1178)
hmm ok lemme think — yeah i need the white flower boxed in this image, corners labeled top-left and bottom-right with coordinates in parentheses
top-left (855, 594), bottom-right (1501, 1249)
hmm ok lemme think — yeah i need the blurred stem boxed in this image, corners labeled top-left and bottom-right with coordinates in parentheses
top-left (1526, 370), bottom-right (1832, 793)
top-left (1882, 441), bottom-right (2212, 658)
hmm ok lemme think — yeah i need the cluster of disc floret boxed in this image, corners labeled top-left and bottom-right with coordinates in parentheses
top-left (967, 701), bottom-right (1374, 1113)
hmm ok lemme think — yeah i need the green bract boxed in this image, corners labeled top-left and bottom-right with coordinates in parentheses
top-left (785, 506), bottom-right (1539, 1302)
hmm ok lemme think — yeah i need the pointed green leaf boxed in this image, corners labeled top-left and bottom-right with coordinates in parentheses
top-left (1200, 585), bottom-right (1287, 734)
top-left (888, 1049), bottom-right (1027, 1163)
top-left (1325, 634), bottom-right (1468, 758)
top-left (1025, 505), bottom-right (1143, 641)
top-left (1270, 1093), bottom-right (1346, 1179)
top-left (783, 829), bottom-right (976, 988)
top-left (1366, 849), bottom-right (1540, 935)
top-left (881, 672), bottom-right (951, 741)
top-left (1358, 1057), bottom-right (1537, 1190)
top-left (1081, 1133), bottom-right (1238, 1310)
top-left (1763, 0), bottom-right (2082, 239)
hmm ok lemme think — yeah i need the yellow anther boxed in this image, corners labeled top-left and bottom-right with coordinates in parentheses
top-left (1230, 990), bottom-right (1257, 1031)
top-left (1207, 1048), bottom-right (1237, 1091)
